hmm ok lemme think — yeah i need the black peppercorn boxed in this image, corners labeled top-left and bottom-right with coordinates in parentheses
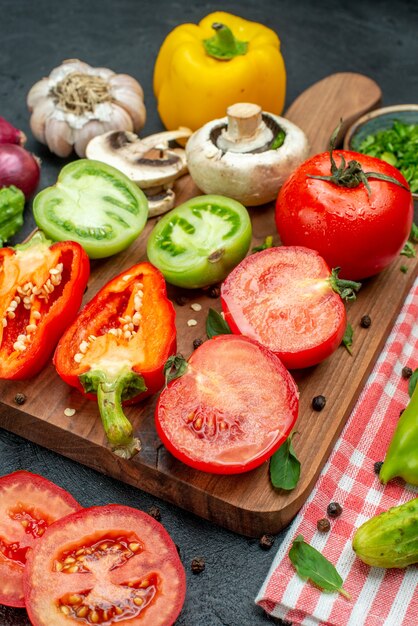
top-left (193, 338), bottom-right (203, 350)
top-left (327, 502), bottom-right (343, 518)
top-left (14, 393), bottom-right (27, 406)
top-left (147, 505), bottom-right (161, 522)
top-left (374, 461), bottom-right (384, 475)
top-left (175, 295), bottom-right (189, 306)
top-left (259, 534), bottom-right (275, 550)
top-left (360, 315), bottom-right (372, 328)
top-left (312, 395), bottom-right (326, 411)
top-left (208, 285), bottom-right (221, 298)
top-left (191, 557), bottom-right (205, 574)
top-left (402, 366), bottom-right (413, 379)
top-left (317, 518), bottom-right (331, 533)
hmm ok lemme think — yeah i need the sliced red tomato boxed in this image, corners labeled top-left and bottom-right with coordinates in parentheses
top-left (24, 505), bottom-right (186, 626)
top-left (0, 470), bottom-right (81, 607)
top-left (155, 335), bottom-right (299, 474)
top-left (221, 246), bottom-right (349, 369)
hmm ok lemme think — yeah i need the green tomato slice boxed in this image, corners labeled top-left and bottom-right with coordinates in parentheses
top-left (33, 160), bottom-right (148, 259)
top-left (147, 195), bottom-right (252, 288)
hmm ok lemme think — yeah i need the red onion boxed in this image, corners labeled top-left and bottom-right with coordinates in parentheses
top-left (0, 144), bottom-right (40, 199)
top-left (0, 117), bottom-right (26, 146)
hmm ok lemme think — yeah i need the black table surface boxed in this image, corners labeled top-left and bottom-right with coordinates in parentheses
top-left (1, 1), bottom-right (417, 625)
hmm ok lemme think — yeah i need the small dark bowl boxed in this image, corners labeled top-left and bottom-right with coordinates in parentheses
top-left (344, 104), bottom-right (418, 201)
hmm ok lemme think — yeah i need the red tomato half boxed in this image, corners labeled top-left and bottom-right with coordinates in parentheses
top-left (24, 505), bottom-right (186, 626)
top-left (275, 151), bottom-right (413, 280)
top-left (155, 335), bottom-right (299, 474)
top-left (0, 470), bottom-right (81, 607)
top-left (221, 246), bottom-right (347, 369)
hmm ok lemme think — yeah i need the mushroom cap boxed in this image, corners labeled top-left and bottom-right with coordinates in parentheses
top-left (186, 114), bottom-right (310, 206)
top-left (86, 130), bottom-right (187, 188)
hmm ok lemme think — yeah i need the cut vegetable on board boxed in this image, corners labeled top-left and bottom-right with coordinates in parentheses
top-left (54, 262), bottom-right (176, 459)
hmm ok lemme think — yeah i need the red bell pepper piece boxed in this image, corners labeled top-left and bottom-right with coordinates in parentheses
top-left (0, 231), bottom-right (90, 380)
top-left (53, 262), bottom-right (176, 459)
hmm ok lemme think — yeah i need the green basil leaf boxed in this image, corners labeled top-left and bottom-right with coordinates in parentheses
top-left (401, 241), bottom-right (416, 258)
top-left (289, 535), bottom-right (350, 599)
top-left (164, 354), bottom-right (188, 386)
top-left (342, 323), bottom-right (353, 355)
top-left (252, 235), bottom-right (274, 253)
top-left (408, 368), bottom-right (418, 397)
top-left (270, 433), bottom-right (301, 490)
top-left (400, 265), bottom-right (409, 274)
top-left (206, 308), bottom-right (232, 339)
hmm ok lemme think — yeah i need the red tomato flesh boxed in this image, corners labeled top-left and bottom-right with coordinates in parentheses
top-left (275, 151), bottom-right (413, 280)
top-left (221, 246), bottom-right (347, 369)
top-left (0, 471), bottom-right (81, 607)
top-left (155, 335), bottom-right (299, 474)
top-left (24, 504), bottom-right (186, 626)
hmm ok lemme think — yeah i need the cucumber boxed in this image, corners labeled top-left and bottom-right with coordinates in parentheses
top-left (352, 497), bottom-right (418, 568)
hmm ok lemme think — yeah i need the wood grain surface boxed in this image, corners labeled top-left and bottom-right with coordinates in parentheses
top-left (1, 73), bottom-right (414, 537)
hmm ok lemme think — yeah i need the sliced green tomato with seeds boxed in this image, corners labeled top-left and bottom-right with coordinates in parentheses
top-left (146, 194), bottom-right (252, 288)
top-left (33, 160), bottom-right (148, 259)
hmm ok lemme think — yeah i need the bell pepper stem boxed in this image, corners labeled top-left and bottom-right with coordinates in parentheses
top-left (79, 368), bottom-right (147, 459)
top-left (203, 23), bottom-right (248, 60)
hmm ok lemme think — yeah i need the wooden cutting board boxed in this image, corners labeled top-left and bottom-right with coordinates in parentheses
top-left (1, 73), bottom-right (415, 537)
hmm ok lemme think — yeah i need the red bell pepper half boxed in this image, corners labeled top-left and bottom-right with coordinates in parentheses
top-left (0, 231), bottom-right (90, 380)
top-left (53, 262), bottom-right (176, 459)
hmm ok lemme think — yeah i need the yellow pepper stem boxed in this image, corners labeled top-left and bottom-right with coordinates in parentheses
top-left (203, 23), bottom-right (248, 61)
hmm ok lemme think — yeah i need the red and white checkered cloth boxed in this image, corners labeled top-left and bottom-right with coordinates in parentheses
top-left (256, 278), bottom-right (418, 626)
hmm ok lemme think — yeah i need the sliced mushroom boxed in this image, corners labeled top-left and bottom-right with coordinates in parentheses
top-left (186, 103), bottom-right (310, 206)
top-left (145, 188), bottom-right (176, 217)
top-left (86, 128), bottom-right (191, 188)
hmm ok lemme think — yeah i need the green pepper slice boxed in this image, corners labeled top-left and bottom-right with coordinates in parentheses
top-left (33, 160), bottom-right (148, 259)
top-left (146, 195), bottom-right (252, 288)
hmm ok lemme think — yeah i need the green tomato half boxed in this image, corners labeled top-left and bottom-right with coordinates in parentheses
top-left (33, 160), bottom-right (148, 259)
top-left (147, 195), bottom-right (252, 288)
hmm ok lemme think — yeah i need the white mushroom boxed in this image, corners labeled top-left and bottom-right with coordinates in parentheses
top-left (185, 103), bottom-right (310, 206)
top-left (85, 128), bottom-right (192, 216)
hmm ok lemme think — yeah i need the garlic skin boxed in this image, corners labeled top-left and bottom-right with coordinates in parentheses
top-left (186, 108), bottom-right (310, 206)
top-left (27, 59), bottom-right (146, 157)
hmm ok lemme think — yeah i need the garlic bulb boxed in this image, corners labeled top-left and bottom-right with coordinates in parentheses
top-left (27, 59), bottom-right (146, 158)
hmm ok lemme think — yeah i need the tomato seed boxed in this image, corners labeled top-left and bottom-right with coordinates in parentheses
top-left (68, 594), bottom-right (82, 605)
top-left (54, 561), bottom-right (63, 571)
top-left (139, 579), bottom-right (149, 588)
top-left (76, 606), bottom-right (89, 618)
top-left (64, 556), bottom-right (76, 564)
top-left (90, 610), bottom-right (100, 623)
top-left (60, 606), bottom-right (70, 615)
top-left (129, 542), bottom-right (140, 552)
top-left (115, 607), bottom-right (123, 615)
top-left (133, 597), bottom-right (144, 606)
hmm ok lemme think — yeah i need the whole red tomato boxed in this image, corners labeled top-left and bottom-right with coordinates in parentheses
top-left (275, 150), bottom-right (413, 280)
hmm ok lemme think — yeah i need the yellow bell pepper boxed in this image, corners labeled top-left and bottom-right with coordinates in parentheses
top-left (153, 11), bottom-right (286, 133)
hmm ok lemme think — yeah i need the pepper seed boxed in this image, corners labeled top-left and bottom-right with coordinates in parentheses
top-left (191, 557), bottom-right (205, 574)
top-left (327, 502), bottom-right (343, 518)
top-left (259, 534), bottom-right (275, 550)
top-left (190, 303), bottom-right (202, 312)
top-left (402, 366), bottom-right (413, 379)
top-left (187, 319), bottom-right (198, 327)
top-left (64, 408), bottom-right (76, 417)
top-left (312, 395), bottom-right (326, 411)
top-left (360, 315), bottom-right (372, 328)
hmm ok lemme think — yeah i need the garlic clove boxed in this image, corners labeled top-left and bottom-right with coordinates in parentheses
top-left (27, 78), bottom-right (50, 111)
top-left (110, 74), bottom-right (144, 100)
top-left (30, 98), bottom-right (56, 143)
top-left (111, 87), bottom-right (146, 132)
top-left (106, 104), bottom-right (134, 133)
top-left (44, 118), bottom-right (73, 157)
top-left (73, 120), bottom-right (108, 157)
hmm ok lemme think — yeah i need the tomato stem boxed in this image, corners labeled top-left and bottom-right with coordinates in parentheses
top-left (79, 368), bottom-right (147, 459)
top-left (308, 121), bottom-right (410, 195)
top-left (329, 268), bottom-right (362, 301)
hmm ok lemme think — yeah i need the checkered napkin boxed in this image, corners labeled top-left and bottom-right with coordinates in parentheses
top-left (256, 278), bottom-right (418, 626)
